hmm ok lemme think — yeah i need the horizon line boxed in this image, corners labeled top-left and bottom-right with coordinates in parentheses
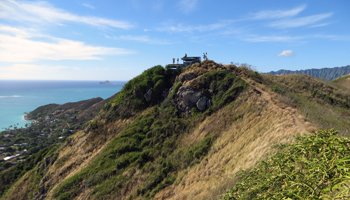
top-left (0, 79), bottom-right (129, 82)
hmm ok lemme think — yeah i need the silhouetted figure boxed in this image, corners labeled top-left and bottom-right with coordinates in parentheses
top-left (177, 58), bottom-right (179, 64)
top-left (203, 52), bottom-right (209, 61)
top-left (184, 53), bottom-right (187, 58)
top-left (173, 58), bottom-right (175, 64)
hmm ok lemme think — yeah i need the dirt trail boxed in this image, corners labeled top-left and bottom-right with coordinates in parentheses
top-left (155, 77), bottom-right (315, 200)
top-left (243, 78), bottom-right (313, 132)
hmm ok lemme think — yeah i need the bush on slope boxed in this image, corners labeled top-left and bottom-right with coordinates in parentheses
top-left (223, 129), bottom-right (350, 199)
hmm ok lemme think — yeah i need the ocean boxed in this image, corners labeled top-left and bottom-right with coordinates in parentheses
top-left (0, 80), bottom-right (124, 131)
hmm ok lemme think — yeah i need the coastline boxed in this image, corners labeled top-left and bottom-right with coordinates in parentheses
top-left (0, 114), bottom-right (30, 132)
top-left (0, 80), bottom-right (124, 132)
top-left (23, 113), bottom-right (37, 125)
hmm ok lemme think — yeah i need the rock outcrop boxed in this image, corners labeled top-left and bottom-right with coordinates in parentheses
top-left (175, 87), bottom-right (211, 112)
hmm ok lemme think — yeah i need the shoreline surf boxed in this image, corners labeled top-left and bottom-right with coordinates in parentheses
top-left (0, 80), bottom-right (124, 132)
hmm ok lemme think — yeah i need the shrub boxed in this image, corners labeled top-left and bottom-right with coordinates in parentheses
top-left (104, 66), bottom-right (180, 120)
top-left (223, 129), bottom-right (350, 199)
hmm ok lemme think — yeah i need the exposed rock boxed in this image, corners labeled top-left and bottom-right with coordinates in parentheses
top-left (175, 85), bottom-right (212, 112)
top-left (196, 96), bottom-right (210, 111)
top-left (182, 90), bottom-right (202, 106)
top-left (144, 89), bottom-right (152, 102)
top-left (177, 72), bottom-right (198, 82)
top-left (176, 86), bottom-right (202, 112)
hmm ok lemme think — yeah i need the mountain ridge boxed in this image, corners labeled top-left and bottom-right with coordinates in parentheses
top-left (269, 65), bottom-right (350, 80)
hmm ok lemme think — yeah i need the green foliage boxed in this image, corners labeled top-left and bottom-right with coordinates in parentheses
top-left (104, 66), bottom-right (179, 120)
top-left (53, 68), bottom-right (248, 199)
top-left (54, 104), bottom-right (187, 199)
top-left (223, 129), bottom-right (350, 200)
top-left (0, 144), bottom-right (59, 199)
top-left (0, 145), bottom-right (59, 197)
top-left (236, 65), bottom-right (263, 83)
top-left (172, 136), bottom-right (214, 169)
top-left (194, 70), bottom-right (247, 112)
top-left (270, 84), bottom-right (286, 94)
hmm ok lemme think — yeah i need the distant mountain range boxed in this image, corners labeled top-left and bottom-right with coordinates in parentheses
top-left (269, 65), bottom-right (350, 81)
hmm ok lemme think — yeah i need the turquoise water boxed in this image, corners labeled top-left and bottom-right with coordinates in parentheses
top-left (0, 80), bottom-right (124, 131)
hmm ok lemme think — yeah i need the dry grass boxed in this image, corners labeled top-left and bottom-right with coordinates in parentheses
top-left (334, 74), bottom-right (350, 92)
top-left (5, 63), bottom-right (345, 200)
top-left (155, 81), bottom-right (315, 200)
top-left (44, 118), bottom-right (132, 199)
top-left (2, 118), bottom-right (132, 200)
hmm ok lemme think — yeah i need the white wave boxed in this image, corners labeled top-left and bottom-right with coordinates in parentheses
top-left (0, 95), bottom-right (23, 99)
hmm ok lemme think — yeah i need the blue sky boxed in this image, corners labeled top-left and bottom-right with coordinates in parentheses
top-left (0, 0), bottom-right (349, 80)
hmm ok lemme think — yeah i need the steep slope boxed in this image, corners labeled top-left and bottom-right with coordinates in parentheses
top-left (269, 65), bottom-right (350, 80)
top-left (155, 85), bottom-right (313, 199)
top-left (48, 62), bottom-right (249, 200)
top-left (1, 61), bottom-right (350, 200)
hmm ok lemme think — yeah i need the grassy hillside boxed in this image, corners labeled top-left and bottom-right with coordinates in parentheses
top-left (51, 63), bottom-right (248, 200)
top-left (333, 74), bottom-right (350, 91)
top-left (1, 61), bottom-right (350, 200)
top-left (264, 74), bottom-right (350, 135)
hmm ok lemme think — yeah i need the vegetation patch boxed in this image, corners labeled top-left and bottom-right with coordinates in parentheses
top-left (0, 144), bottom-right (59, 199)
top-left (223, 129), bottom-right (350, 199)
top-left (103, 66), bottom-right (179, 120)
top-left (53, 68), bottom-right (248, 199)
top-left (192, 70), bottom-right (247, 112)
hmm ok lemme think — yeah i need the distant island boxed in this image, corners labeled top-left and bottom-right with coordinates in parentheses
top-left (99, 80), bottom-right (111, 84)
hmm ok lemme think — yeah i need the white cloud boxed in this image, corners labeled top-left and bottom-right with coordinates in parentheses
top-left (106, 34), bottom-right (171, 45)
top-left (0, 25), bottom-right (133, 63)
top-left (252, 5), bottom-right (306, 20)
top-left (0, 25), bottom-right (30, 36)
top-left (0, 63), bottom-right (136, 80)
top-left (244, 35), bottom-right (301, 43)
top-left (269, 13), bottom-right (333, 28)
top-left (278, 50), bottom-right (294, 57)
top-left (0, 0), bottom-right (133, 29)
top-left (313, 34), bottom-right (350, 41)
top-left (82, 3), bottom-right (95, 10)
top-left (158, 20), bottom-right (233, 33)
top-left (241, 34), bottom-right (350, 43)
top-left (178, 0), bottom-right (199, 13)
top-left (0, 64), bottom-right (72, 80)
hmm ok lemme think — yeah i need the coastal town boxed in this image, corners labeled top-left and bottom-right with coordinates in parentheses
top-left (0, 97), bottom-right (104, 170)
